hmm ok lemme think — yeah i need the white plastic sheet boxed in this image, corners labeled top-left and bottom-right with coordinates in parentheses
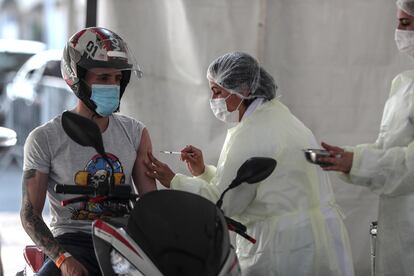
top-left (98, 1), bottom-right (414, 275)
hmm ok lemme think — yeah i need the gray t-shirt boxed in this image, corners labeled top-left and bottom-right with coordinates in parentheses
top-left (23, 113), bottom-right (145, 237)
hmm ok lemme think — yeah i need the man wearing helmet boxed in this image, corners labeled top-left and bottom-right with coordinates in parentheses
top-left (20, 27), bottom-right (156, 275)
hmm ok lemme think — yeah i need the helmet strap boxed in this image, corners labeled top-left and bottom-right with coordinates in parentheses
top-left (78, 79), bottom-right (102, 117)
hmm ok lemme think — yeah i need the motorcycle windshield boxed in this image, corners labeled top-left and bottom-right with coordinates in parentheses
top-left (127, 190), bottom-right (230, 276)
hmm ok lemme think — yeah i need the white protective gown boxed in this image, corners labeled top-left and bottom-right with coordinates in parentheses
top-left (339, 70), bottom-right (414, 276)
top-left (171, 99), bottom-right (354, 276)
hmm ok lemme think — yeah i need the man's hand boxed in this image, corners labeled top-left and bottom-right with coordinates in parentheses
top-left (180, 145), bottom-right (205, 176)
top-left (60, 256), bottom-right (89, 276)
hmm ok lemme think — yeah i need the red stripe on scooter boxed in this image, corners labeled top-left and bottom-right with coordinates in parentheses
top-left (94, 219), bottom-right (141, 257)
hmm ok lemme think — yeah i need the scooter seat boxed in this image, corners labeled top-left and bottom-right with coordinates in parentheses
top-left (127, 190), bottom-right (230, 276)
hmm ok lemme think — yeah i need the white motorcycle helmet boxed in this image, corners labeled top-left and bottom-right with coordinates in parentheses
top-left (61, 27), bottom-right (142, 115)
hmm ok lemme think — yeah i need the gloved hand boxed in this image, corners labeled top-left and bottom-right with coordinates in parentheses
top-left (180, 145), bottom-right (205, 176)
top-left (319, 142), bottom-right (354, 173)
top-left (145, 152), bottom-right (175, 188)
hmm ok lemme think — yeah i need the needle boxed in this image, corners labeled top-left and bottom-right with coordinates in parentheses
top-left (160, 151), bottom-right (181, 155)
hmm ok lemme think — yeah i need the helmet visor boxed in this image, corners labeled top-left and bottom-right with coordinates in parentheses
top-left (77, 38), bottom-right (143, 79)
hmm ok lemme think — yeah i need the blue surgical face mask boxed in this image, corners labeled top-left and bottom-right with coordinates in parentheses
top-left (90, 84), bottom-right (120, 117)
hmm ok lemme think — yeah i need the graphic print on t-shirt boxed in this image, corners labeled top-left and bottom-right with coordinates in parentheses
top-left (70, 153), bottom-right (126, 220)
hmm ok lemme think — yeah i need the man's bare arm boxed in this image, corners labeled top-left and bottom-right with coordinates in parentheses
top-left (132, 128), bottom-right (157, 195)
top-left (20, 169), bottom-right (65, 260)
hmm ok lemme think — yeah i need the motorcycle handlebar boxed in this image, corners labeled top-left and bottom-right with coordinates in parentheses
top-left (54, 184), bottom-right (95, 195)
top-left (236, 228), bottom-right (256, 244)
top-left (225, 216), bottom-right (256, 244)
top-left (54, 184), bottom-right (137, 200)
top-left (225, 216), bottom-right (247, 233)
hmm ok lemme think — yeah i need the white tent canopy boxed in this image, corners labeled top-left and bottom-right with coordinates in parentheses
top-left (98, 1), bottom-right (413, 275)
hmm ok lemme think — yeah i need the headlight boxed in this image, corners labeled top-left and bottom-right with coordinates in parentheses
top-left (110, 248), bottom-right (143, 276)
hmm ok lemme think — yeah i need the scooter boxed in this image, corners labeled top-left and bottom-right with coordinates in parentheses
top-left (23, 111), bottom-right (277, 275)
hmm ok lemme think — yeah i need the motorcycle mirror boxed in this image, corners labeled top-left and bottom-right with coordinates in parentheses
top-left (61, 111), bottom-right (105, 156)
top-left (0, 127), bottom-right (17, 148)
top-left (231, 157), bottom-right (277, 188)
top-left (216, 157), bottom-right (276, 208)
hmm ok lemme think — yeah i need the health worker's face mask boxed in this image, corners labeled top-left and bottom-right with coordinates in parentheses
top-left (90, 84), bottom-right (120, 117)
top-left (209, 94), bottom-right (243, 123)
top-left (395, 29), bottom-right (414, 58)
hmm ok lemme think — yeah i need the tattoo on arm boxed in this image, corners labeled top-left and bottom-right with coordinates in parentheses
top-left (20, 170), bottom-right (64, 260)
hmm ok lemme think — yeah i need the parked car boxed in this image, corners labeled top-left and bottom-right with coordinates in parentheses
top-left (1, 49), bottom-right (77, 166)
top-left (0, 39), bottom-right (46, 125)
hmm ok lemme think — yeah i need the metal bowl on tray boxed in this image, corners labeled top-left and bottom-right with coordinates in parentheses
top-left (303, 148), bottom-right (332, 167)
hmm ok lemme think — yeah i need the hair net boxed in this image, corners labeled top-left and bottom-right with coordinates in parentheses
top-left (397, 0), bottom-right (414, 16)
top-left (206, 52), bottom-right (277, 100)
